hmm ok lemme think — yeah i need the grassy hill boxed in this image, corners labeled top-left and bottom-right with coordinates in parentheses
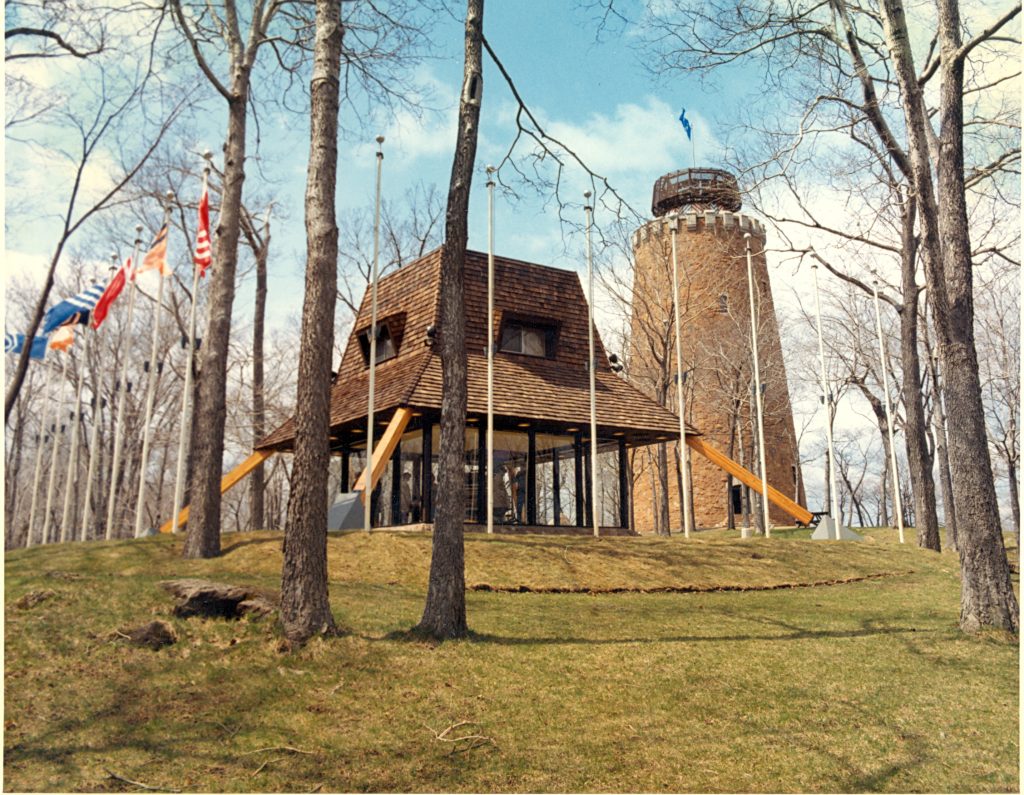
top-left (4, 529), bottom-right (1019, 793)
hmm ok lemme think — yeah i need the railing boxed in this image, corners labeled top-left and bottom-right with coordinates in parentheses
top-left (652, 167), bottom-right (742, 216)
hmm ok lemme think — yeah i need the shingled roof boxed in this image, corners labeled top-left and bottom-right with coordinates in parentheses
top-left (257, 246), bottom-right (692, 451)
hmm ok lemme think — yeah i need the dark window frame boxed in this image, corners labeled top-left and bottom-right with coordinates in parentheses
top-left (497, 315), bottom-right (559, 359)
top-left (356, 313), bottom-right (406, 367)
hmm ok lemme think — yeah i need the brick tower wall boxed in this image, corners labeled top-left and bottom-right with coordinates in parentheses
top-left (628, 211), bottom-right (804, 531)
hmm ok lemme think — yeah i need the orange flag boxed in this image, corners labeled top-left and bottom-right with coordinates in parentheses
top-left (49, 326), bottom-right (75, 352)
top-left (137, 225), bottom-right (170, 276)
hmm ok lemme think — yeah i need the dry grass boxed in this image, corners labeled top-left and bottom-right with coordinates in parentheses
top-left (4, 528), bottom-right (1018, 793)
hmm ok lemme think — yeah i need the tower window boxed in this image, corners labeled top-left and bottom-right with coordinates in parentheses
top-left (500, 320), bottom-right (557, 358)
top-left (718, 294), bottom-right (729, 314)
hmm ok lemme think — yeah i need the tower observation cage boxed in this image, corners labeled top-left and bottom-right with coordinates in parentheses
top-left (651, 167), bottom-right (742, 217)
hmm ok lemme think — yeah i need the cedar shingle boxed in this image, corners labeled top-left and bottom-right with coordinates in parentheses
top-left (257, 246), bottom-right (691, 450)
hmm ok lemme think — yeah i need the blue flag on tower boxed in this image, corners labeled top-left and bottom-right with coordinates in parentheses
top-left (679, 108), bottom-right (692, 141)
top-left (42, 283), bottom-right (106, 334)
top-left (4, 332), bottom-right (48, 360)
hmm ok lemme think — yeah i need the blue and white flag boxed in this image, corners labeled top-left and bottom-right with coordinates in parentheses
top-left (42, 283), bottom-right (105, 334)
top-left (679, 108), bottom-right (692, 141)
top-left (4, 331), bottom-right (47, 360)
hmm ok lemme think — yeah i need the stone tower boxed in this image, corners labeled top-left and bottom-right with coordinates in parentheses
top-left (628, 168), bottom-right (804, 531)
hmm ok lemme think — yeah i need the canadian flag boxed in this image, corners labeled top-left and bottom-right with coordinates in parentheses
top-left (194, 186), bottom-right (213, 277)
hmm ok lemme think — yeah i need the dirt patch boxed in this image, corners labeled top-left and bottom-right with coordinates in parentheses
top-left (14, 590), bottom-right (57, 609)
top-left (119, 620), bottom-right (177, 650)
top-left (45, 571), bottom-right (83, 581)
top-left (468, 570), bottom-right (914, 594)
top-left (160, 579), bottom-right (277, 620)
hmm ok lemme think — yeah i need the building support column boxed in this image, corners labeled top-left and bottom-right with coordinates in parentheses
top-left (618, 439), bottom-right (629, 530)
top-left (527, 430), bottom-right (537, 525)
top-left (476, 424), bottom-right (487, 524)
top-left (552, 448), bottom-right (561, 527)
top-left (574, 432), bottom-right (584, 528)
top-left (422, 422), bottom-right (433, 522)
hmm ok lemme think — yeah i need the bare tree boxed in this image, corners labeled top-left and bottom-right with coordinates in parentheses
top-left (3, 74), bottom-right (184, 421)
top-left (416, 0), bottom-right (484, 641)
top-left (280, 0), bottom-right (343, 646)
top-left (171, 0), bottom-right (289, 558)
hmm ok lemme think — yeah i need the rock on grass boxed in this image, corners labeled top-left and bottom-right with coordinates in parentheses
top-left (121, 620), bottom-right (177, 650)
top-left (159, 579), bottom-right (277, 620)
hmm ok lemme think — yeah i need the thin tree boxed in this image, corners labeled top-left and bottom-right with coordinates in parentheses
top-left (279, 0), bottom-right (343, 645)
top-left (170, 0), bottom-right (286, 558)
top-left (416, 0), bottom-right (484, 640)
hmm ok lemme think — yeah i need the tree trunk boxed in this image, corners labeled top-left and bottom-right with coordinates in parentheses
top-left (184, 83), bottom-right (250, 559)
top-left (931, 385), bottom-right (958, 550)
top-left (1007, 456), bottom-right (1019, 551)
top-left (898, 199), bottom-right (940, 550)
top-left (279, 0), bottom-right (343, 647)
top-left (251, 223), bottom-right (269, 531)
top-left (880, 0), bottom-right (1018, 631)
top-left (655, 444), bottom-right (671, 536)
top-left (416, 0), bottom-right (483, 640)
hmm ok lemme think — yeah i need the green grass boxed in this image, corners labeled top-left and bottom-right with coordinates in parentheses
top-left (4, 529), bottom-right (1019, 793)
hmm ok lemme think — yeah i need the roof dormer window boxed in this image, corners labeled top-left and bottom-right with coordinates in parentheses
top-left (499, 319), bottom-right (557, 358)
top-left (358, 323), bottom-right (396, 365)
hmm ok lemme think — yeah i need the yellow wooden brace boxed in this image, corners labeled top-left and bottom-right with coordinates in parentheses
top-left (352, 407), bottom-right (413, 504)
top-left (159, 449), bottom-right (274, 534)
top-left (686, 435), bottom-right (814, 526)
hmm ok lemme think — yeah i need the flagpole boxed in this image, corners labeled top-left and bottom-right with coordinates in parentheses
top-left (59, 334), bottom-right (88, 542)
top-left (584, 191), bottom-right (600, 537)
top-left (80, 255), bottom-right (117, 541)
top-left (669, 215), bottom-right (694, 538)
top-left (364, 135), bottom-right (384, 534)
top-left (26, 361), bottom-right (56, 547)
top-left (811, 257), bottom-right (842, 534)
top-left (171, 152), bottom-right (213, 535)
top-left (745, 233), bottom-right (771, 538)
top-left (486, 165), bottom-right (496, 535)
top-left (42, 351), bottom-right (71, 544)
top-left (105, 228), bottom-right (144, 540)
top-left (872, 273), bottom-right (906, 544)
top-left (134, 191), bottom-right (175, 538)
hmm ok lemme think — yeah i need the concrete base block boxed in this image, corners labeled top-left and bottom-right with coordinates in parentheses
top-left (811, 516), bottom-right (864, 541)
top-left (328, 491), bottom-right (364, 531)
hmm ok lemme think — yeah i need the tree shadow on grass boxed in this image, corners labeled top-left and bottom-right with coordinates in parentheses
top-left (376, 613), bottom-right (925, 648)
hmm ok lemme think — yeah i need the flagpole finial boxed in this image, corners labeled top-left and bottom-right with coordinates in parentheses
top-left (486, 165), bottom-right (495, 187)
top-left (375, 135), bottom-right (384, 158)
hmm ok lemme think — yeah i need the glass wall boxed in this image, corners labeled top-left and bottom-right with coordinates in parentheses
top-left (398, 430), bottom-right (425, 523)
top-left (491, 431), bottom-right (530, 524)
top-left (595, 441), bottom-right (621, 527)
top-left (345, 425), bottom-right (624, 529)
top-left (427, 426), bottom-right (480, 522)
top-left (536, 434), bottom-right (577, 526)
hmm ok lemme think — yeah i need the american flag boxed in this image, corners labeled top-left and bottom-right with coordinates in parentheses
top-left (194, 186), bottom-right (212, 277)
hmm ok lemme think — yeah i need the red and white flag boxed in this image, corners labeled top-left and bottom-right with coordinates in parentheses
top-left (194, 187), bottom-right (212, 277)
top-left (91, 257), bottom-right (131, 330)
